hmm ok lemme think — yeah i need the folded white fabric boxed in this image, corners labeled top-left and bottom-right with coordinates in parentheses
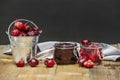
top-left (36, 41), bottom-right (80, 60)
top-left (2, 41), bottom-right (120, 61)
top-left (37, 42), bottom-right (120, 61)
top-left (36, 41), bottom-right (58, 60)
top-left (99, 43), bottom-right (120, 61)
top-left (103, 55), bottom-right (120, 61)
top-left (37, 41), bottom-right (58, 51)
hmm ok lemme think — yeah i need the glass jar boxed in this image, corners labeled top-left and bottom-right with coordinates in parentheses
top-left (54, 42), bottom-right (79, 65)
top-left (80, 43), bottom-right (103, 65)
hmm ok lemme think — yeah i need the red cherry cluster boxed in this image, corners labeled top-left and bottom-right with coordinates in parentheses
top-left (16, 58), bottom-right (55, 68)
top-left (79, 50), bottom-right (94, 68)
top-left (79, 56), bottom-right (94, 68)
top-left (10, 20), bottom-right (40, 36)
top-left (79, 39), bottom-right (103, 68)
top-left (44, 58), bottom-right (55, 68)
top-left (16, 58), bottom-right (39, 67)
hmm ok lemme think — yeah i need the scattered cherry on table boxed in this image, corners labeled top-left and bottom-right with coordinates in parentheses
top-left (16, 59), bottom-right (25, 67)
top-left (28, 58), bottom-right (39, 67)
top-left (44, 58), bottom-right (55, 68)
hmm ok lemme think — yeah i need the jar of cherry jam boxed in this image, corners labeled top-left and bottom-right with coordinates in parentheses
top-left (54, 42), bottom-right (79, 65)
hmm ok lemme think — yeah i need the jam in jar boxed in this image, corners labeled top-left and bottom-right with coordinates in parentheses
top-left (54, 42), bottom-right (79, 65)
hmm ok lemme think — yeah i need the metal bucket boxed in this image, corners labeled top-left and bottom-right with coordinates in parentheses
top-left (6, 19), bottom-right (41, 63)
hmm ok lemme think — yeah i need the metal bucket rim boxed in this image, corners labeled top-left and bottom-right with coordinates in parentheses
top-left (6, 19), bottom-right (42, 43)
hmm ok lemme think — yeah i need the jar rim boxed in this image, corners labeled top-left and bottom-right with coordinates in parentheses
top-left (54, 42), bottom-right (77, 49)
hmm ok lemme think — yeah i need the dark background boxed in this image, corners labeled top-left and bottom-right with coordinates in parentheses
top-left (0, 0), bottom-right (119, 44)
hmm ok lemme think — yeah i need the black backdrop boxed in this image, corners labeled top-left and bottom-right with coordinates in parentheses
top-left (0, 0), bottom-right (119, 44)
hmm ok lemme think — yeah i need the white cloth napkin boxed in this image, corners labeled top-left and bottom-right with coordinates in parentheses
top-left (36, 41), bottom-right (58, 60)
top-left (36, 42), bottom-right (120, 61)
top-left (2, 41), bottom-right (120, 61)
top-left (36, 41), bottom-right (80, 60)
top-left (99, 43), bottom-right (120, 61)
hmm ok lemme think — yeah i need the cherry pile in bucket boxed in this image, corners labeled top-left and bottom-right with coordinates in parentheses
top-left (10, 20), bottom-right (40, 36)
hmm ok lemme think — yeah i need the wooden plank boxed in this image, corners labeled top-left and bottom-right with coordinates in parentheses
top-left (0, 45), bottom-right (6, 54)
top-left (89, 61), bottom-right (120, 80)
top-left (0, 45), bottom-right (56, 80)
top-left (1, 45), bottom-right (120, 80)
top-left (16, 62), bottom-right (57, 80)
top-left (0, 55), bottom-right (57, 80)
top-left (54, 64), bottom-right (89, 80)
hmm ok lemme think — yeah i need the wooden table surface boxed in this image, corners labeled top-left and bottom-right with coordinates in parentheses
top-left (0, 45), bottom-right (120, 80)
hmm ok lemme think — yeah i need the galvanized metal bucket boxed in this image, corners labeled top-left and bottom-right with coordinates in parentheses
top-left (6, 19), bottom-right (42, 63)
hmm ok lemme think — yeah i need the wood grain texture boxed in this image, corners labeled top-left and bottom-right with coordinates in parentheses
top-left (89, 44), bottom-right (120, 80)
top-left (89, 61), bottom-right (120, 80)
top-left (54, 64), bottom-right (89, 80)
top-left (0, 56), bottom-right (57, 80)
top-left (0, 45), bottom-right (57, 80)
top-left (0, 45), bottom-right (120, 80)
top-left (0, 45), bottom-right (6, 54)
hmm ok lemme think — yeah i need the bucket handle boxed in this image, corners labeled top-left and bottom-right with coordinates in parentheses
top-left (6, 19), bottom-right (42, 37)
top-left (7, 19), bottom-right (43, 35)
top-left (6, 19), bottom-right (42, 45)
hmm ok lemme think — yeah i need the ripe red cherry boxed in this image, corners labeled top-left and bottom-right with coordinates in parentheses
top-left (89, 53), bottom-right (95, 62)
top-left (16, 59), bottom-right (25, 67)
top-left (28, 58), bottom-right (39, 67)
top-left (14, 21), bottom-right (25, 30)
top-left (19, 32), bottom-right (28, 36)
top-left (79, 55), bottom-right (88, 66)
top-left (79, 58), bottom-right (87, 66)
top-left (89, 52), bottom-right (102, 64)
top-left (44, 58), bottom-right (55, 67)
top-left (27, 31), bottom-right (36, 36)
top-left (81, 39), bottom-right (91, 46)
top-left (33, 27), bottom-right (39, 35)
top-left (83, 60), bottom-right (94, 68)
top-left (80, 49), bottom-right (83, 54)
top-left (81, 55), bottom-right (89, 60)
top-left (33, 27), bottom-right (39, 31)
top-left (10, 28), bottom-right (21, 36)
top-left (23, 25), bottom-right (30, 32)
top-left (44, 58), bottom-right (49, 65)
